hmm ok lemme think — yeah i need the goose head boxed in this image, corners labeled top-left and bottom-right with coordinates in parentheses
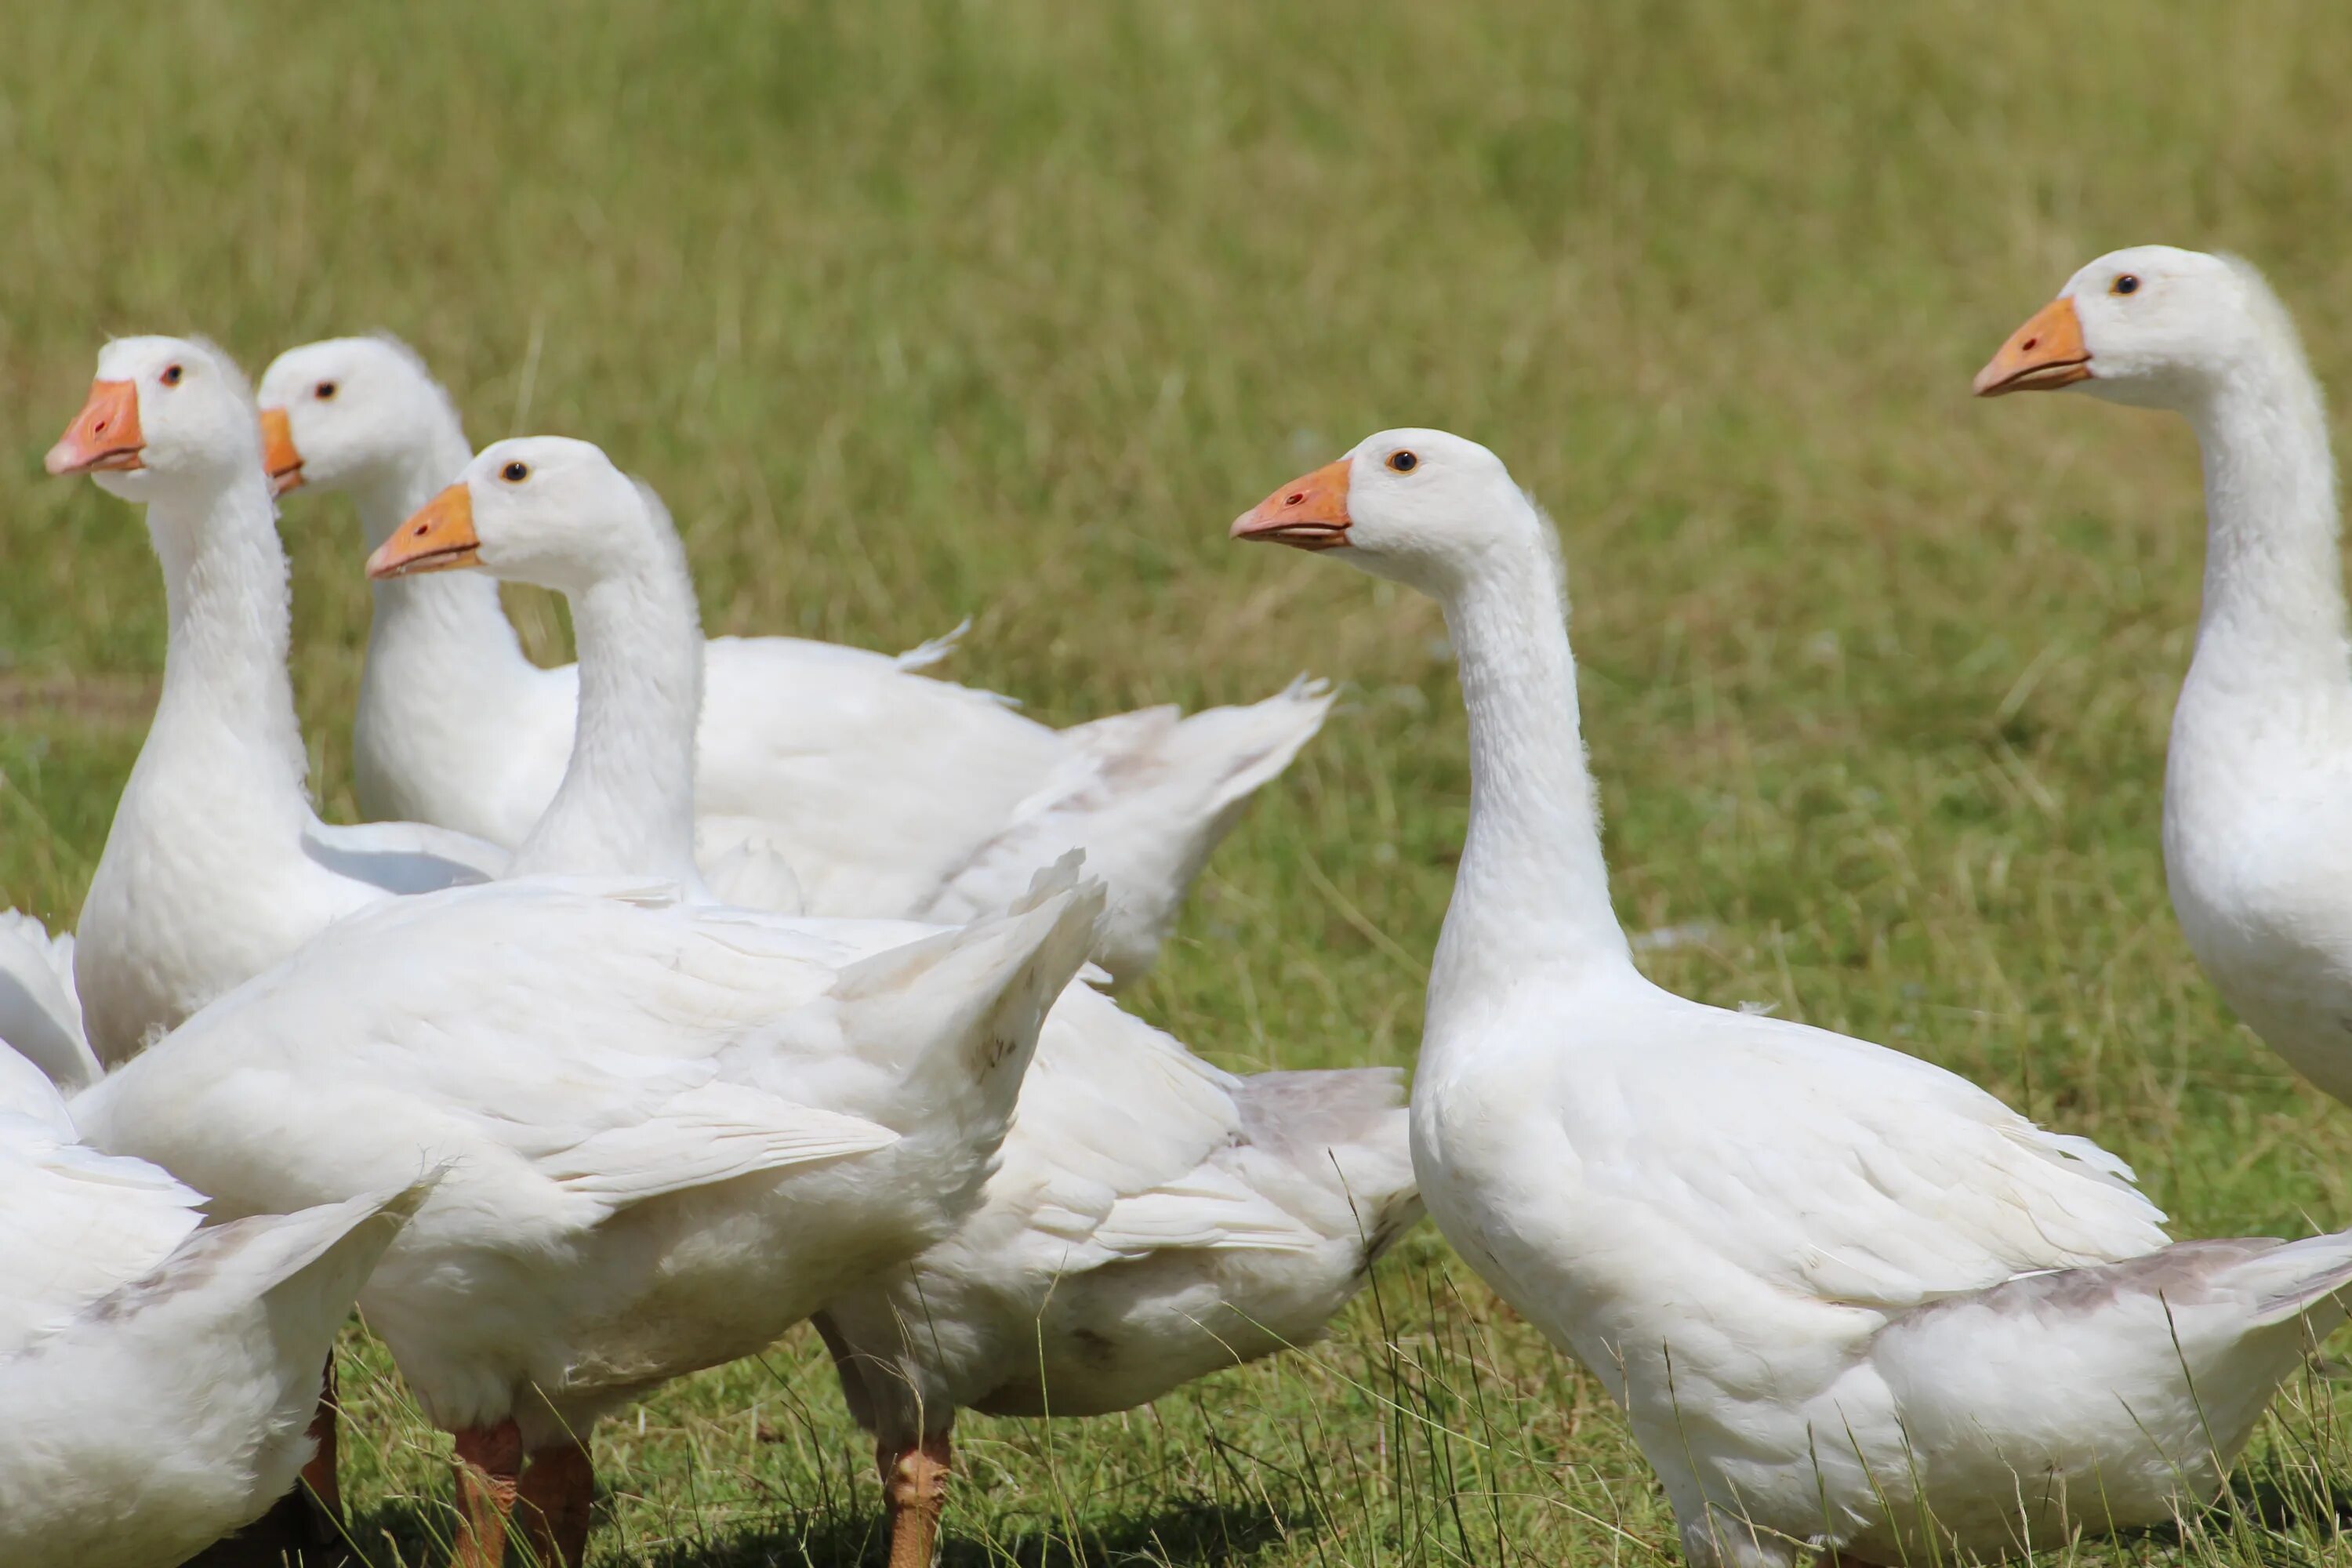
top-left (1231, 427), bottom-right (1530, 593)
top-left (1974, 245), bottom-right (2282, 411)
top-left (46, 336), bottom-right (260, 501)
top-left (368, 435), bottom-right (648, 596)
top-left (257, 336), bottom-right (455, 499)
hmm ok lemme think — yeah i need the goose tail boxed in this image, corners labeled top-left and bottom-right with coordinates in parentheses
top-left (2215, 1229), bottom-right (2352, 1328)
top-left (0, 910), bottom-right (96, 1093)
top-left (1234, 1067), bottom-right (1424, 1268)
top-left (834, 853), bottom-right (1104, 1140)
top-left (931, 679), bottom-right (1332, 985)
top-left (205, 1177), bottom-right (435, 1331)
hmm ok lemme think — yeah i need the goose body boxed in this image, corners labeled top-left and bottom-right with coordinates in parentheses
top-left (0, 1047), bottom-right (422, 1568)
top-left (74, 866), bottom-right (1095, 1566)
top-left (1977, 246), bottom-right (2352, 1108)
top-left (1233, 429), bottom-right (2352, 1566)
top-left (259, 337), bottom-right (1329, 980)
top-left (376, 438), bottom-right (1422, 1566)
top-left (45, 337), bottom-right (503, 1066)
top-left (822, 1056), bottom-right (1417, 1428)
top-left (814, 1032), bottom-right (1418, 1568)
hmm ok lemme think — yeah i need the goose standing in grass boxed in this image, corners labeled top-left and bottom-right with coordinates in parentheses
top-left (256, 336), bottom-right (1330, 981)
top-left (44, 338), bottom-right (505, 1065)
top-left (1975, 247), bottom-right (2352, 1109)
top-left (76, 862), bottom-right (1097, 1568)
top-left (373, 437), bottom-right (1423, 1568)
top-left (1232, 428), bottom-right (2352, 1566)
top-left (0, 1042), bottom-right (424, 1568)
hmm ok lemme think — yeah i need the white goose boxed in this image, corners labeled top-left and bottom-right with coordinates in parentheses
top-left (75, 862), bottom-right (1096, 1568)
top-left (0, 1043), bottom-right (423, 1568)
top-left (44, 337), bottom-right (505, 1065)
top-left (256, 336), bottom-right (1331, 981)
top-left (1232, 429), bottom-right (2352, 1566)
top-left (1975, 247), bottom-right (2352, 1109)
top-left (374, 437), bottom-right (1424, 1568)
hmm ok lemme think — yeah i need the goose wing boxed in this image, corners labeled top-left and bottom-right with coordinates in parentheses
top-left (1574, 1000), bottom-right (2169, 1312)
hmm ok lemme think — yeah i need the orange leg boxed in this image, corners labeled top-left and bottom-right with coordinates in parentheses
top-left (881, 1430), bottom-right (953, 1568)
top-left (452, 1420), bottom-right (524, 1568)
top-left (516, 1438), bottom-right (596, 1568)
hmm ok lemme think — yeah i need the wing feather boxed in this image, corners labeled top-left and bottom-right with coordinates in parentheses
top-left (0, 1120), bottom-right (205, 1350)
top-left (1582, 1003), bottom-right (2169, 1312)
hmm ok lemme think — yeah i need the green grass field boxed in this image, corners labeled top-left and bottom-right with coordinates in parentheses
top-left (10, 2), bottom-right (2352, 1563)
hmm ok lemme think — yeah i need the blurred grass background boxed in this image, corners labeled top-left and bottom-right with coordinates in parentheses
top-left (9, 0), bottom-right (2352, 1563)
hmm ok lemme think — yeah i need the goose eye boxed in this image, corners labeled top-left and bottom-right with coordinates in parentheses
top-left (1386, 450), bottom-right (1418, 473)
top-left (500, 461), bottom-right (530, 483)
top-left (315, 381), bottom-right (338, 401)
top-left (160, 365), bottom-right (184, 387)
top-left (2111, 274), bottom-right (2140, 296)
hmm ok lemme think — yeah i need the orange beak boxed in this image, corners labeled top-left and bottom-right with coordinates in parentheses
top-left (1231, 457), bottom-right (1352, 550)
top-left (260, 408), bottom-right (304, 495)
top-left (1973, 296), bottom-right (2092, 397)
top-left (45, 379), bottom-right (145, 476)
top-left (368, 484), bottom-right (481, 579)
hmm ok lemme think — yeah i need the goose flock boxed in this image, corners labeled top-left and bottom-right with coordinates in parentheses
top-left (5, 241), bottom-right (2350, 1568)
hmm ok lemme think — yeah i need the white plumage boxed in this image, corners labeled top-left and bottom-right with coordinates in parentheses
top-left (45, 336), bottom-right (506, 1067)
top-left (0, 908), bottom-right (96, 1091)
top-left (0, 1047), bottom-right (422, 1568)
top-left (818, 1017), bottom-right (1420, 1429)
top-left (1234, 426), bottom-right (2352, 1566)
top-left (382, 436), bottom-right (1420, 1566)
top-left (1978, 245), bottom-right (2352, 1112)
top-left (71, 869), bottom-right (1096, 1455)
top-left (259, 335), bottom-right (1328, 982)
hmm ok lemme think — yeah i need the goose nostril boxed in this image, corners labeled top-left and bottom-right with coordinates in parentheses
top-left (1286, 492), bottom-right (1305, 506)
top-left (2021, 337), bottom-right (2038, 352)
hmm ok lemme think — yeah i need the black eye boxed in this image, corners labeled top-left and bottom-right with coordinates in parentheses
top-left (501, 461), bottom-right (530, 483)
top-left (160, 365), bottom-right (184, 386)
top-left (2112, 274), bottom-right (2140, 296)
top-left (1387, 450), bottom-right (1418, 473)
top-left (315, 381), bottom-right (338, 401)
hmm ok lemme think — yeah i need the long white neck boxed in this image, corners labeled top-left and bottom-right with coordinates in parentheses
top-left (1424, 522), bottom-right (1634, 1055)
top-left (2176, 346), bottom-right (2351, 741)
top-left (349, 420), bottom-right (534, 680)
top-left (132, 466), bottom-right (314, 827)
top-left (506, 529), bottom-right (706, 886)
top-left (2164, 345), bottom-right (2352, 822)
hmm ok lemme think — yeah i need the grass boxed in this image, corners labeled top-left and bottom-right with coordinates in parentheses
top-left (8, 0), bottom-right (2352, 1561)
